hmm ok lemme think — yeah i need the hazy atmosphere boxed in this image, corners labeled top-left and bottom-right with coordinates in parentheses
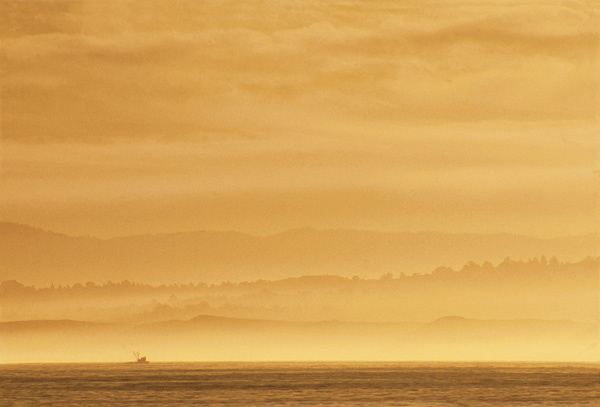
top-left (1, 0), bottom-right (599, 366)
top-left (2, 0), bottom-right (598, 239)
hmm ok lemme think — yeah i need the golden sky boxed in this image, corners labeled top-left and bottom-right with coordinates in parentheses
top-left (0, 0), bottom-right (598, 238)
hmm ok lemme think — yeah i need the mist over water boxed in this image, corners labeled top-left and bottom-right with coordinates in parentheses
top-left (2, 362), bottom-right (598, 406)
top-left (1, 1), bottom-right (598, 405)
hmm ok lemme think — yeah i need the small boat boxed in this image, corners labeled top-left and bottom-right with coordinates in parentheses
top-left (132, 351), bottom-right (149, 364)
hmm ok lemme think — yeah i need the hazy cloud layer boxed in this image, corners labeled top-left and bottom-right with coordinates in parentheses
top-left (2, 0), bottom-right (598, 142)
top-left (1, 0), bottom-right (598, 237)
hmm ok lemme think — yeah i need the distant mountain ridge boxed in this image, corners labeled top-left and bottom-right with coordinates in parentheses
top-left (0, 314), bottom-right (591, 337)
top-left (0, 222), bottom-right (596, 285)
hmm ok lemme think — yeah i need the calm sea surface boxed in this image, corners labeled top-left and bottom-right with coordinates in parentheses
top-left (1, 362), bottom-right (598, 406)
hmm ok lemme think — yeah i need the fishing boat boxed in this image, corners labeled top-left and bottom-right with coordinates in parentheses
top-left (132, 351), bottom-right (149, 364)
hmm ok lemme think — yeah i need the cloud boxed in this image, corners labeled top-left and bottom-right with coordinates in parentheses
top-left (0, 119), bottom-right (596, 238)
top-left (1, 0), bottom-right (598, 143)
top-left (0, 0), bottom-right (597, 238)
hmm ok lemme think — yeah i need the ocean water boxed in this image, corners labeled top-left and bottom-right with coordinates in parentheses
top-left (1, 362), bottom-right (598, 406)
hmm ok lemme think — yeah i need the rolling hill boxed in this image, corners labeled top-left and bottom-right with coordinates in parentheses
top-left (0, 222), bottom-right (596, 285)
